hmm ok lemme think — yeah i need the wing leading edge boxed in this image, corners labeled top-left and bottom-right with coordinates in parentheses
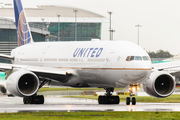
top-left (152, 61), bottom-right (180, 77)
top-left (0, 54), bottom-right (14, 60)
top-left (0, 63), bottom-right (73, 82)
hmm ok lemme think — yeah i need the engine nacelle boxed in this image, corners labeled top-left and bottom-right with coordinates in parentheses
top-left (0, 85), bottom-right (7, 94)
top-left (143, 71), bottom-right (175, 98)
top-left (0, 80), bottom-right (8, 95)
top-left (6, 70), bottom-right (39, 97)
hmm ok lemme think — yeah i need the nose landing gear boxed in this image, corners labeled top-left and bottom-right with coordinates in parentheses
top-left (126, 84), bottom-right (140, 105)
top-left (126, 95), bottom-right (136, 105)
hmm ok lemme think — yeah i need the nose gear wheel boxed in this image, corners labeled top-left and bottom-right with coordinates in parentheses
top-left (126, 85), bottom-right (138, 105)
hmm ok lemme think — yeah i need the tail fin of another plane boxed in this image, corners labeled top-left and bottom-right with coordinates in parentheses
top-left (14, 0), bottom-right (34, 46)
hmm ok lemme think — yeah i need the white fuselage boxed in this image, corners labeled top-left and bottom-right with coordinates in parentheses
top-left (11, 41), bottom-right (152, 87)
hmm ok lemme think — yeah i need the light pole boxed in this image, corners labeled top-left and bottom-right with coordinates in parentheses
top-left (135, 24), bottom-right (142, 45)
top-left (73, 9), bottom-right (78, 41)
top-left (108, 11), bottom-right (112, 41)
top-left (57, 14), bottom-right (61, 41)
top-left (109, 29), bottom-right (115, 40)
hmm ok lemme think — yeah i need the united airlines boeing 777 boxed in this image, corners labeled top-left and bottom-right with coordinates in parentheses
top-left (0, 0), bottom-right (176, 105)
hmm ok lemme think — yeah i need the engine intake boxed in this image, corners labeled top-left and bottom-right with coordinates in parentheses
top-left (6, 70), bottom-right (39, 97)
top-left (143, 71), bottom-right (175, 98)
top-left (18, 74), bottom-right (38, 94)
top-left (155, 74), bottom-right (173, 95)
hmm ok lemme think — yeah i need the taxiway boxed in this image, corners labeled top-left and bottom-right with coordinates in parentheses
top-left (0, 95), bottom-right (179, 113)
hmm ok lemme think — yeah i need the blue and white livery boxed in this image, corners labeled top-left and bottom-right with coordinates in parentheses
top-left (14, 0), bottom-right (33, 46)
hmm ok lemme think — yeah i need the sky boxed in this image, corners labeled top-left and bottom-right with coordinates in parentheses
top-left (2, 0), bottom-right (180, 55)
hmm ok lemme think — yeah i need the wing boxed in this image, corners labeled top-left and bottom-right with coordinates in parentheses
top-left (152, 61), bottom-right (180, 77)
top-left (0, 63), bottom-right (74, 83)
top-left (0, 54), bottom-right (14, 60)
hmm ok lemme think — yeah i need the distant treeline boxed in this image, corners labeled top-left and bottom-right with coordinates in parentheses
top-left (147, 49), bottom-right (173, 58)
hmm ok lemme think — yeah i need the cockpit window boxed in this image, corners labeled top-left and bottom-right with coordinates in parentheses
top-left (126, 56), bottom-right (150, 61)
top-left (130, 56), bottom-right (134, 61)
top-left (126, 56), bottom-right (130, 61)
top-left (135, 56), bottom-right (142, 60)
top-left (143, 56), bottom-right (149, 60)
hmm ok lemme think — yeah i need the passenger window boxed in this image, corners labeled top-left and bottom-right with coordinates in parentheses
top-left (135, 56), bottom-right (142, 60)
top-left (130, 56), bottom-right (134, 61)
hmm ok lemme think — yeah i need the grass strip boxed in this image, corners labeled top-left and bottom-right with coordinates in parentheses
top-left (65, 94), bottom-right (180, 103)
top-left (0, 111), bottom-right (180, 120)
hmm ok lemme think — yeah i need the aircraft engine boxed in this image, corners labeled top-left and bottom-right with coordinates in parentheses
top-left (0, 85), bottom-right (7, 94)
top-left (6, 70), bottom-right (39, 97)
top-left (0, 81), bottom-right (8, 95)
top-left (143, 71), bottom-right (175, 98)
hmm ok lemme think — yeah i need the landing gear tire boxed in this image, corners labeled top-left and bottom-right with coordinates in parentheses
top-left (115, 96), bottom-right (120, 104)
top-left (132, 97), bottom-right (136, 105)
top-left (98, 96), bottom-right (106, 104)
top-left (126, 97), bottom-right (136, 105)
top-left (126, 97), bottom-right (130, 105)
top-left (23, 96), bottom-right (34, 104)
top-left (34, 95), bottom-right (44, 104)
top-left (23, 95), bottom-right (44, 104)
top-left (23, 97), bottom-right (30, 104)
top-left (98, 96), bottom-right (120, 104)
top-left (98, 96), bottom-right (102, 104)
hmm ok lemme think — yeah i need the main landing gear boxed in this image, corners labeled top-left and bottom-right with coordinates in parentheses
top-left (126, 84), bottom-right (140, 105)
top-left (98, 87), bottom-right (120, 104)
top-left (23, 77), bottom-right (51, 104)
top-left (23, 95), bottom-right (44, 104)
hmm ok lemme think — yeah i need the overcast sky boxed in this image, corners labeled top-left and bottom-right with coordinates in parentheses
top-left (2, 0), bottom-right (180, 55)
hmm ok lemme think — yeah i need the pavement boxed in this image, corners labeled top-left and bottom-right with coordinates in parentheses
top-left (0, 95), bottom-right (180, 113)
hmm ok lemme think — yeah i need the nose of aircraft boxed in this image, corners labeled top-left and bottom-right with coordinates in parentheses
top-left (125, 60), bottom-right (152, 84)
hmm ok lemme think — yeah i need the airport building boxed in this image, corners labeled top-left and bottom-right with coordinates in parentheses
top-left (0, 3), bottom-right (108, 63)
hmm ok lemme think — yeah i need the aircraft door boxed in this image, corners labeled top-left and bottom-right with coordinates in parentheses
top-left (106, 52), bottom-right (114, 68)
top-left (40, 45), bottom-right (51, 66)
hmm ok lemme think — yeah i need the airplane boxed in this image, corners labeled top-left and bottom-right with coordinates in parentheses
top-left (0, 0), bottom-right (176, 105)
